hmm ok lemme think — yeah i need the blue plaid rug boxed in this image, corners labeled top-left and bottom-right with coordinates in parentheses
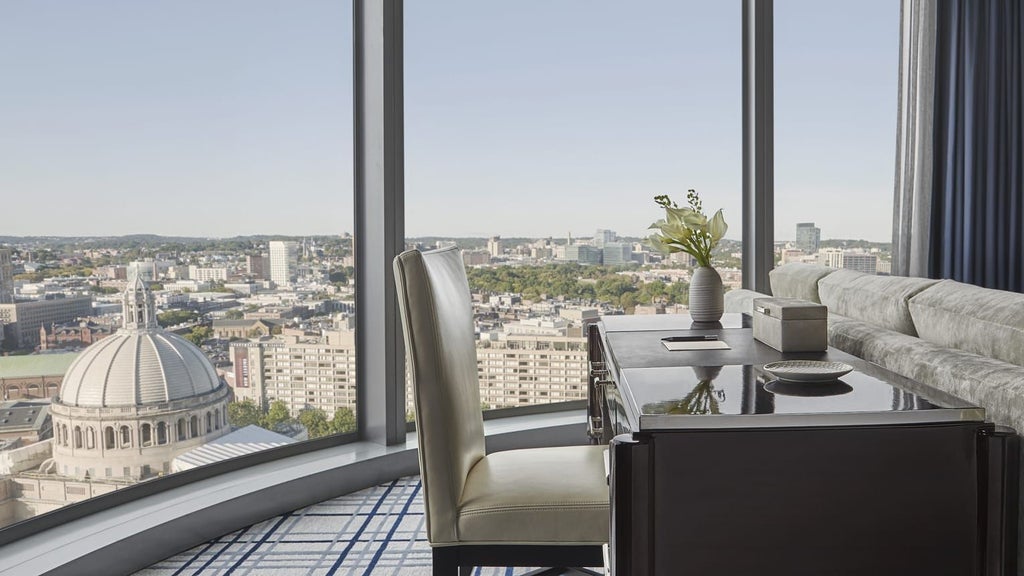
top-left (135, 476), bottom-right (576, 576)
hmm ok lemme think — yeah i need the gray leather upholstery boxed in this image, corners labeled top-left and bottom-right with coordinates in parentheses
top-left (394, 248), bottom-right (609, 547)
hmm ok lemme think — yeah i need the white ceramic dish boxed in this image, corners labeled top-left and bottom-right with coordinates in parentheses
top-left (762, 360), bottom-right (854, 382)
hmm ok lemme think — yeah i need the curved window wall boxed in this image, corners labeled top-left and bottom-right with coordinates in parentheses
top-left (405, 0), bottom-right (741, 413)
top-left (0, 0), bottom-right (356, 534)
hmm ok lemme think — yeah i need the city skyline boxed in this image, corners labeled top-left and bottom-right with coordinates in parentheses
top-left (2, 0), bottom-right (896, 241)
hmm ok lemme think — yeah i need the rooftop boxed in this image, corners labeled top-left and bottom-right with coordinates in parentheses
top-left (0, 353), bottom-right (79, 379)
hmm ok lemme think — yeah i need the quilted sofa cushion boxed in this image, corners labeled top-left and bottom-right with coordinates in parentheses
top-left (724, 288), bottom-right (763, 315)
top-left (828, 314), bottom-right (1024, 434)
top-left (768, 263), bottom-right (837, 303)
top-left (817, 270), bottom-right (939, 336)
top-left (909, 280), bottom-right (1024, 368)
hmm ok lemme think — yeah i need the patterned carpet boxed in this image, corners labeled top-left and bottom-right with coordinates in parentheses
top-left (135, 476), bottom-right (588, 576)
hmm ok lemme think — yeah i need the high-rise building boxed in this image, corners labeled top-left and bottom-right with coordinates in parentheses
top-left (564, 244), bottom-right (603, 265)
top-left (602, 242), bottom-right (633, 266)
top-left (246, 255), bottom-right (268, 280)
top-left (268, 241), bottom-right (299, 286)
top-left (594, 229), bottom-right (616, 248)
top-left (0, 248), bottom-right (13, 304)
top-left (795, 223), bottom-right (821, 254)
top-left (486, 236), bottom-right (503, 258)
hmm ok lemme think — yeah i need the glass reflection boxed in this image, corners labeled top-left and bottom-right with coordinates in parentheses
top-left (764, 379), bottom-right (853, 397)
top-left (627, 363), bottom-right (956, 419)
top-left (642, 366), bottom-right (726, 415)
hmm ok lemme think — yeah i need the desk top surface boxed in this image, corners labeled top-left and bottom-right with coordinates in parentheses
top-left (597, 314), bottom-right (984, 430)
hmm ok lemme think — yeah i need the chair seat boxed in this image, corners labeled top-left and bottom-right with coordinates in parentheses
top-left (455, 445), bottom-right (609, 545)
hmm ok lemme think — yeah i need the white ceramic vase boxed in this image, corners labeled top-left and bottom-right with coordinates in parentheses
top-left (689, 266), bottom-right (724, 323)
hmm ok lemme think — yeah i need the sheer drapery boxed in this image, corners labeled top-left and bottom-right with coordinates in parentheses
top-left (892, 0), bottom-right (937, 279)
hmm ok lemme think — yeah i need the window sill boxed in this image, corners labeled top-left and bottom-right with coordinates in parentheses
top-left (0, 410), bottom-right (589, 576)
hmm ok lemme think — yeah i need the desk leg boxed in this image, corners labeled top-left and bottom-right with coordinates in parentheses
top-left (610, 434), bottom-right (651, 576)
top-left (984, 426), bottom-right (1019, 576)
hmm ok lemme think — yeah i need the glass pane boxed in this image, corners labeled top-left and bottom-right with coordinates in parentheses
top-left (775, 0), bottom-right (898, 273)
top-left (0, 0), bottom-right (353, 528)
top-left (406, 1), bottom-right (741, 412)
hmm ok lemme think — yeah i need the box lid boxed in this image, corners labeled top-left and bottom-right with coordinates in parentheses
top-left (753, 297), bottom-right (827, 320)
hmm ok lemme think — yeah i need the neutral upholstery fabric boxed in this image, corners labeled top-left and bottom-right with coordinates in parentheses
top-left (829, 315), bottom-right (1024, 435)
top-left (457, 446), bottom-right (609, 545)
top-left (817, 269), bottom-right (939, 336)
top-left (394, 248), bottom-right (487, 544)
top-left (909, 280), bottom-right (1024, 368)
top-left (768, 263), bottom-right (837, 303)
top-left (394, 248), bottom-right (609, 548)
top-left (724, 288), bottom-right (764, 315)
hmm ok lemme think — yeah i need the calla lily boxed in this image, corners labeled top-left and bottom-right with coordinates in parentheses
top-left (708, 209), bottom-right (728, 243)
top-left (660, 219), bottom-right (692, 241)
top-left (645, 233), bottom-right (675, 255)
top-left (645, 190), bottom-right (727, 269)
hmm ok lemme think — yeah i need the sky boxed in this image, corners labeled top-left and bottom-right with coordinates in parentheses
top-left (0, 0), bottom-right (898, 242)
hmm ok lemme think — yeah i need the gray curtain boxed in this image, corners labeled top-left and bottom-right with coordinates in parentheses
top-left (892, 0), bottom-right (937, 278)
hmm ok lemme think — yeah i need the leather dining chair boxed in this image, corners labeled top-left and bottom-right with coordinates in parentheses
top-left (393, 247), bottom-right (609, 575)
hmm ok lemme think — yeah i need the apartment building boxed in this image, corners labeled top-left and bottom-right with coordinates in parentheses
top-left (229, 329), bottom-right (357, 416)
top-left (187, 266), bottom-right (229, 283)
top-left (476, 318), bottom-right (588, 409)
top-left (268, 241), bottom-right (299, 286)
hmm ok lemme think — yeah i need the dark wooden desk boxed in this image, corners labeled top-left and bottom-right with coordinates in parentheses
top-left (589, 314), bottom-right (1018, 576)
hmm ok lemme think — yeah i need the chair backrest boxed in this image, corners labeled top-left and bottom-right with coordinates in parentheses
top-left (393, 247), bottom-right (486, 544)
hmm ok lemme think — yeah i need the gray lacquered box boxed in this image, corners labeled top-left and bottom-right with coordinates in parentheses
top-left (752, 297), bottom-right (828, 352)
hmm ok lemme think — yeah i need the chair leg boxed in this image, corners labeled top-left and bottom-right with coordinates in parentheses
top-left (433, 547), bottom-right (459, 576)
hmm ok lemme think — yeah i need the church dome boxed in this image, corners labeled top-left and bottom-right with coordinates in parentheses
top-left (59, 330), bottom-right (221, 407)
top-left (58, 275), bottom-right (222, 407)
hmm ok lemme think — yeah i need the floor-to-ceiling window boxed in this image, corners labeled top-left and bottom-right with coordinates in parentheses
top-left (774, 0), bottom-right (899, 273)
top-left (0, 0), bottom-right (356, 531)
top-left (405, 0), bottom-right (741, 412)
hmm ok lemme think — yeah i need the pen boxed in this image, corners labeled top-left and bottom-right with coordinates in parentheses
top-left (661, 335), bottom-right (719, 342)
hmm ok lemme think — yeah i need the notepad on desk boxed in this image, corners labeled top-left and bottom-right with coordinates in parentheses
top-left (662, 339), bottom-right (732, 351)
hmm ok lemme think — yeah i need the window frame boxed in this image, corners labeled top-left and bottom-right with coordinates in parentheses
top-left (1, 0), bottom-right (781, 546)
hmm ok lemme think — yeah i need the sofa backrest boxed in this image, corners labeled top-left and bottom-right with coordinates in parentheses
top-left (817, 270), bottom-right (940, 336)
top-left (768, 263), bottom-right (837, 302)
top-left (909, 280), bottom-right (1024, 368)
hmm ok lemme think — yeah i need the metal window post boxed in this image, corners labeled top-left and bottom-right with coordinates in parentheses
top-left (742, 0), bottom-right (775, 294)
top-left (354, 0), bottom-right (406, 446)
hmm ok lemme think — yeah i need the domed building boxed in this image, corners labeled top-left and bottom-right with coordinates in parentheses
top-left (48, 276), bottom-right (230, 481)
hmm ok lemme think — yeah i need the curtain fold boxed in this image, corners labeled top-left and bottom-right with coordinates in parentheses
top-left (892, 0), bottom-right (937, 278)
top-left (929, 0), bottom-right (1024, 291)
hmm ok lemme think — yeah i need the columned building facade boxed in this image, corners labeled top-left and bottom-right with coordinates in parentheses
top-left (48, 276), bottom-right (230, 481)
